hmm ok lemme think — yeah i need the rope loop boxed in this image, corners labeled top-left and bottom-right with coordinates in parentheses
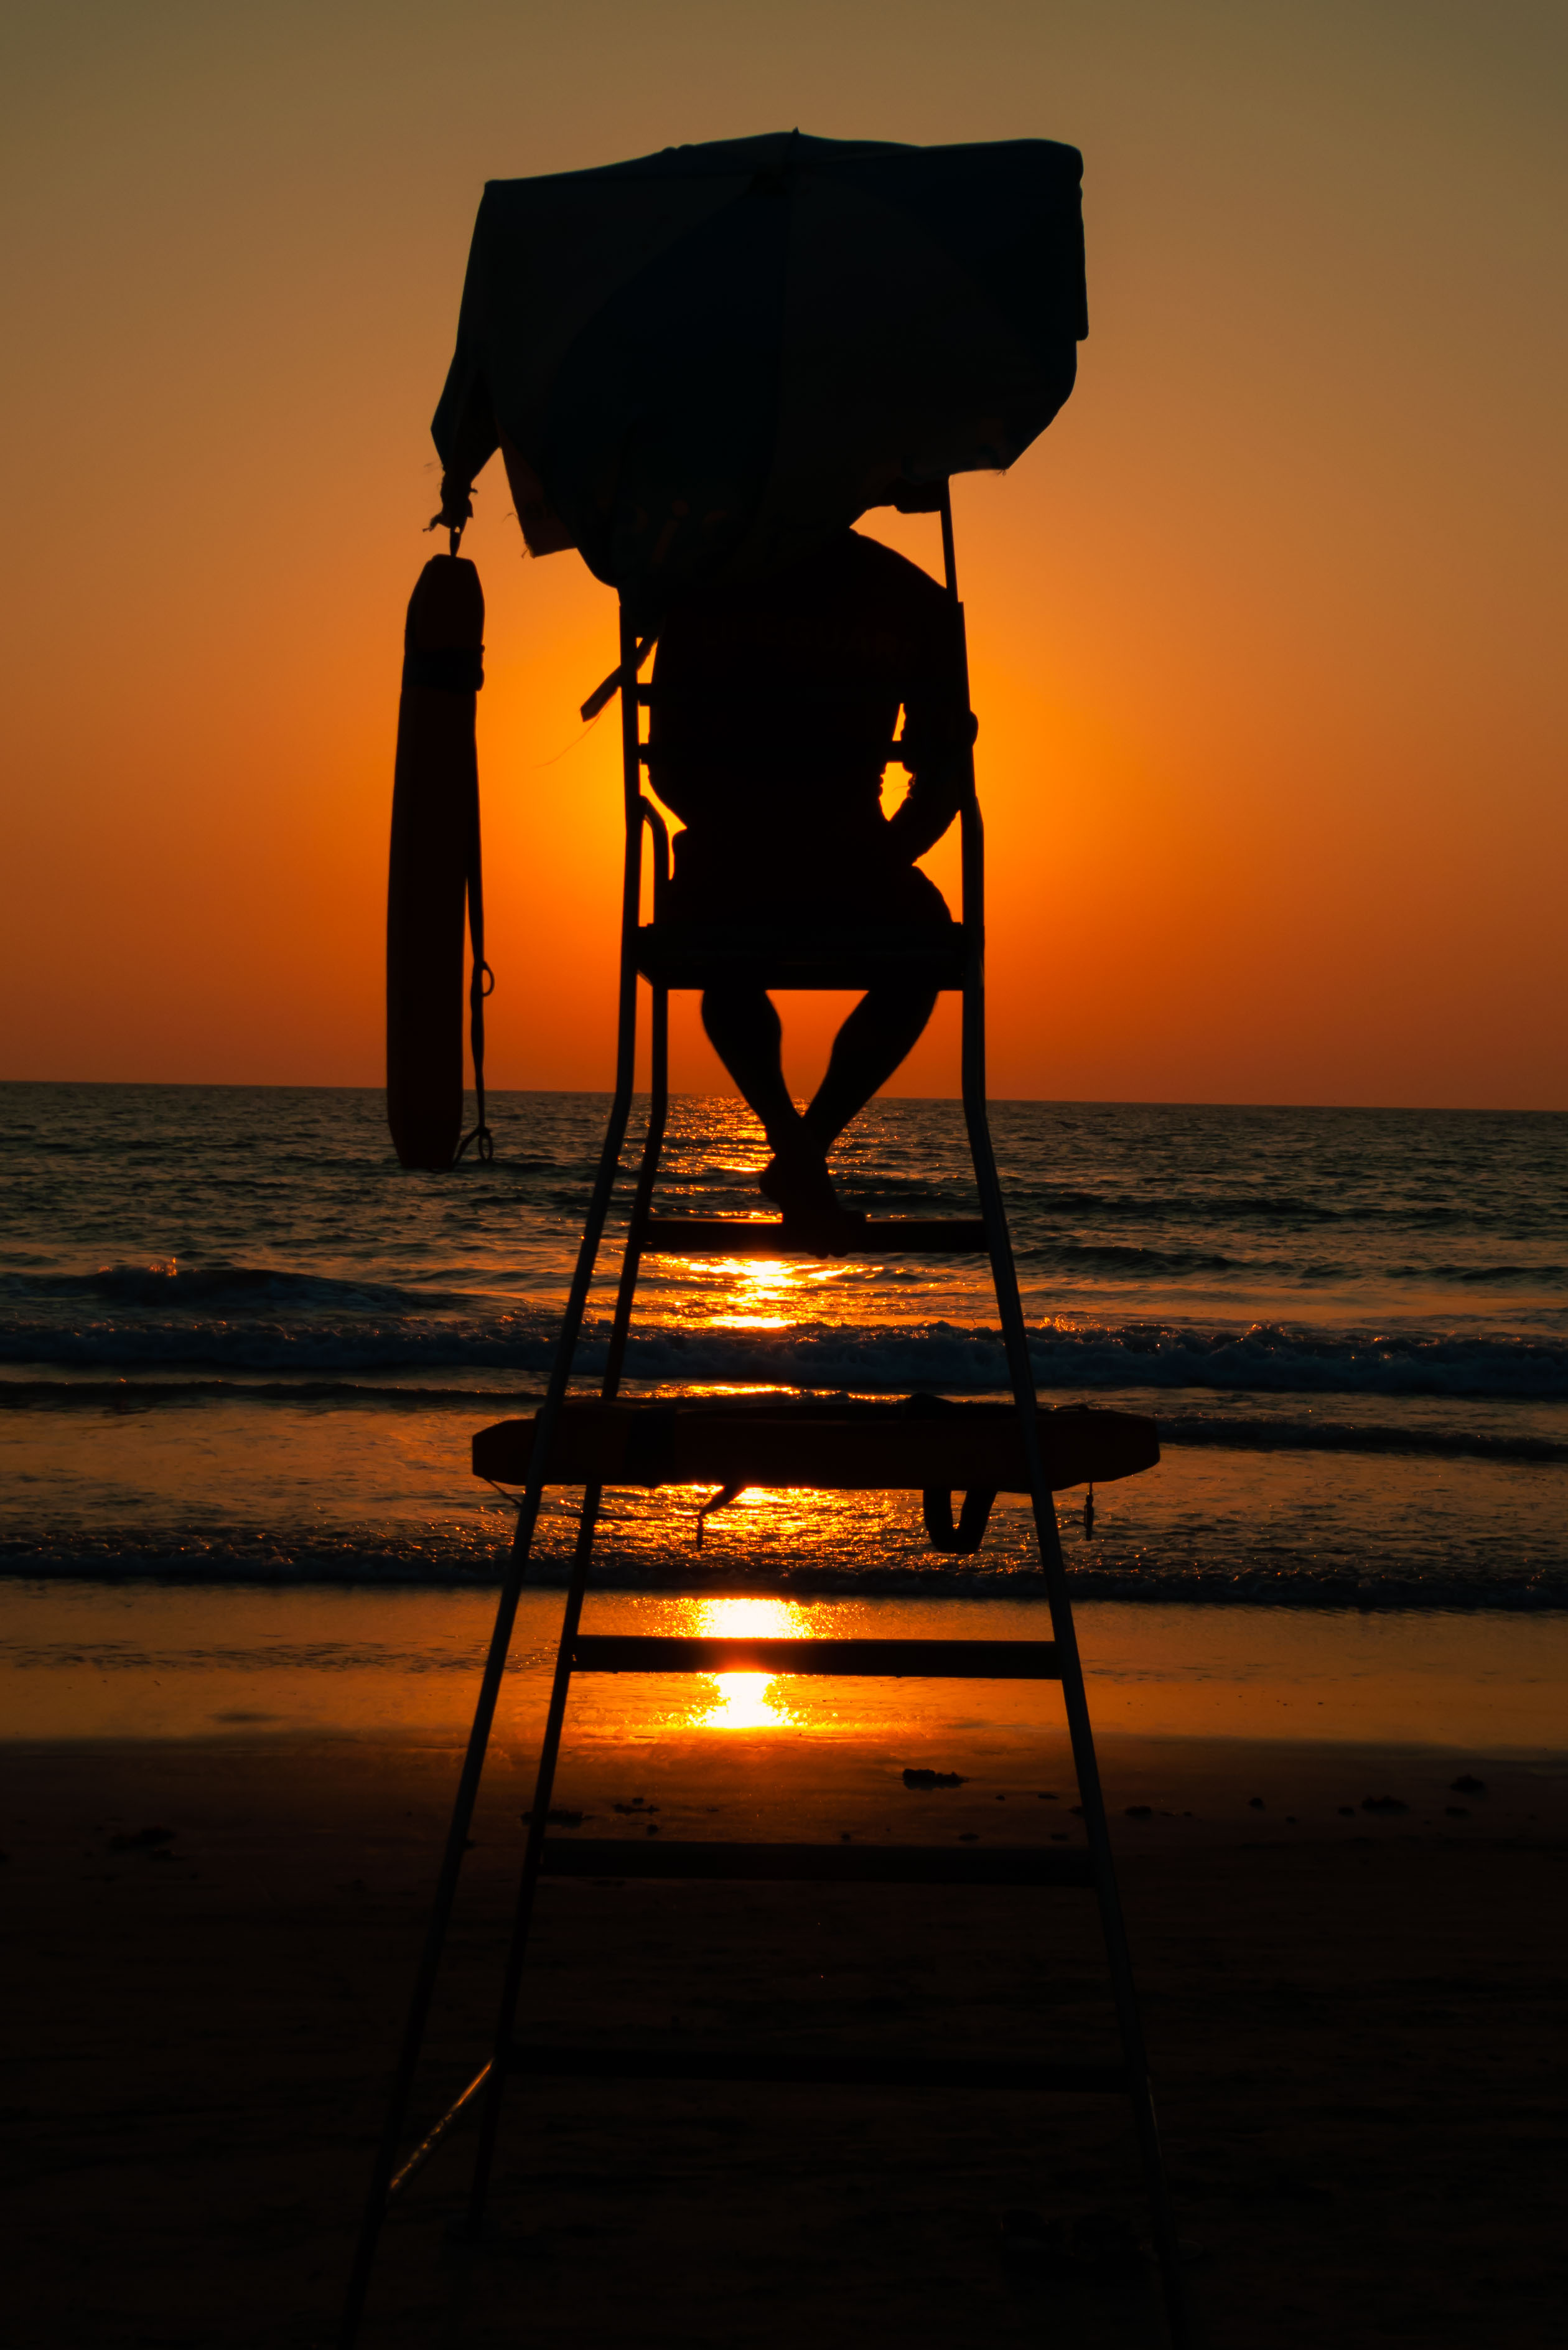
top-left (921, 1485), bottom-right (998, 1555)
top-left (901, 1392), bottom-right (997, 1556)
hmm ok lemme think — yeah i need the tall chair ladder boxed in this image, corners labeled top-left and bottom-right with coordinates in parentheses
top-left (342, 486), bottom-right (1190, 2348)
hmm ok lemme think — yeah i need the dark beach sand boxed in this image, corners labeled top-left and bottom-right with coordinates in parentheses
top-left (6, 1731), bottom-right (1566, 2348)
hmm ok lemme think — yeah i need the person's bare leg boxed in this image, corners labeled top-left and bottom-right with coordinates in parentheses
top-left (800, 981), bottom-right (940, 1154)
top-left (699, 987), bottom-right (801, 1154)
top-left (701, 986), bottom-right (854, 1245)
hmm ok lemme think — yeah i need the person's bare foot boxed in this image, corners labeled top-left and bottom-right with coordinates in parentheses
top-left (760, 1151), bottom-right (864, 1256)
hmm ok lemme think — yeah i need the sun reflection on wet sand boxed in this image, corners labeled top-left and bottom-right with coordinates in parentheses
top-left (684, 1593), bottom-right (808, 1731)
top-left (6, 1585), bottom-right (1568, 1751)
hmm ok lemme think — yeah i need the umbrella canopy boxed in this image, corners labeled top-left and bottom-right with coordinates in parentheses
top-left (433, 131), bottom-right (1086, 619)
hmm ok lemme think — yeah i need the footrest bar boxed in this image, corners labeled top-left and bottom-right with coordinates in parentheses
top-left (571, 1636), bottom-right (1060, 1679)
top-left (510, 2043), bottom-right (1127, 2095)
top-left (642, 1217), bottom-right (990, 1257)
top-left (539, 1840), bottom-right (1093, 1887)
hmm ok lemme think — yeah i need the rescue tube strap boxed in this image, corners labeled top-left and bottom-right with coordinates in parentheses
top-left (455, 776), bottom-right (495, 1165)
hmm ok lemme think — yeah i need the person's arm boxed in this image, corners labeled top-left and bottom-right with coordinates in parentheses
top-left (882, 686), bottom-right (975, 863)
top-left (873, 555), bottom-right (976, 863)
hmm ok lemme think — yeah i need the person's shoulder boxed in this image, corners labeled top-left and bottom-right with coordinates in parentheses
top-left (840, 528), bottom-right (949, 608)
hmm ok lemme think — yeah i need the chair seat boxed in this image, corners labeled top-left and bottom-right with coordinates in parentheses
top-left (635, 919), bottom-right (969, 990)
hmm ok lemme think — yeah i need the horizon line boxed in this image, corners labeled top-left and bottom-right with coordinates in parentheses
top-left (1, 1077), bottom-right (1562, 1118)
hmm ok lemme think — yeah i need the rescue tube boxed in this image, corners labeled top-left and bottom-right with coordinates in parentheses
top-left (469, 1399), bottom-right (1160, 1497)
top-left (386, 554), bottom-right (490, 1170)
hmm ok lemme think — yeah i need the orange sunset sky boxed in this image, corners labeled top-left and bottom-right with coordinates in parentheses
top-left (3, 1), bottom-right (1563, 1109)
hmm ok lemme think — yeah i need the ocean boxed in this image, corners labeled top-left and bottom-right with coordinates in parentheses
top-left (3, 1080), bottom-right (1564, 1615)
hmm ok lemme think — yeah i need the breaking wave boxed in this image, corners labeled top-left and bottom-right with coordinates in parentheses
top-left (2, 1271), bottom-right (1567, 1401)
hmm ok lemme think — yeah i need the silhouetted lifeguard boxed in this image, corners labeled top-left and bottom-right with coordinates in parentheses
top-left (650, 527), bottom-right (971, 1247)
top-left (357, 132), bottom-right (1191, 2350)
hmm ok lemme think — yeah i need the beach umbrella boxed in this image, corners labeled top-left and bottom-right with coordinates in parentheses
top-left (432, 129), bottom-right (1086, 616)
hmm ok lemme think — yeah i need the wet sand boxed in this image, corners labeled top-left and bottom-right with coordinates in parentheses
top-left (6, 1730), bottom-right (1566, 2348)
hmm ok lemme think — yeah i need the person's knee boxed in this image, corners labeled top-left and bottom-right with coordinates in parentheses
top-left (701, 986), bottom-right (781, 1048)
top-left (840, 983), bottom-right (937, 1047)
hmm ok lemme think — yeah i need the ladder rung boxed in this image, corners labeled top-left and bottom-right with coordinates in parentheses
top-left (640, 963), bottom-right (968, 993)
top-left (637, 922), bottom-right (963, 953)
top-left (510, 2043), bottom-right (1127, 2095)
top-left (634, 924), bottom-right (968, 993)
top-left (641, 1217), bottom-right (989, 1256)
top-left (571, 1636), bottom-right (1060, 1679)
top-left (538, 1840), bottom-right (1093, 1888)
top-left (636, 683), bottom-right (924, 711)
top-left (638, 741), bottom-right (912, 765)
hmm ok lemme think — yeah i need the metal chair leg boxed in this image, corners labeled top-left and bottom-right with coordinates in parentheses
top-left (464, 1470), bottom-right (607, 2222)
top-left (338, 613), bottom-right (651, 2347)
top-left (958, 980), bottom-right (1190, 2345)
top-left (464, 809), bottom-right (673, 2224)
top-left (466, 977), bottom-right (671, 2223)
top-left (935, 483), bottom-right (1188, 2344)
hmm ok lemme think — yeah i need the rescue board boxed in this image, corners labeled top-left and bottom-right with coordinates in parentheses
top-left (472, 1397), bottom-right (1158, 1494)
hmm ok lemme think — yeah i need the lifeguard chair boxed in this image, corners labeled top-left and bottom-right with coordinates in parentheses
top-left (350, 133), bottom-right (1190, 2347)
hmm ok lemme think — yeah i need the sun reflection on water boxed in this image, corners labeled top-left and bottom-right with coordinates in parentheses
top-left (684, 1593), bottom-right (808, 1732)
top-left (634, 1215), bottom-right (855, 1726)
top-left (689, 1255), bottom-right (844, 1331)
